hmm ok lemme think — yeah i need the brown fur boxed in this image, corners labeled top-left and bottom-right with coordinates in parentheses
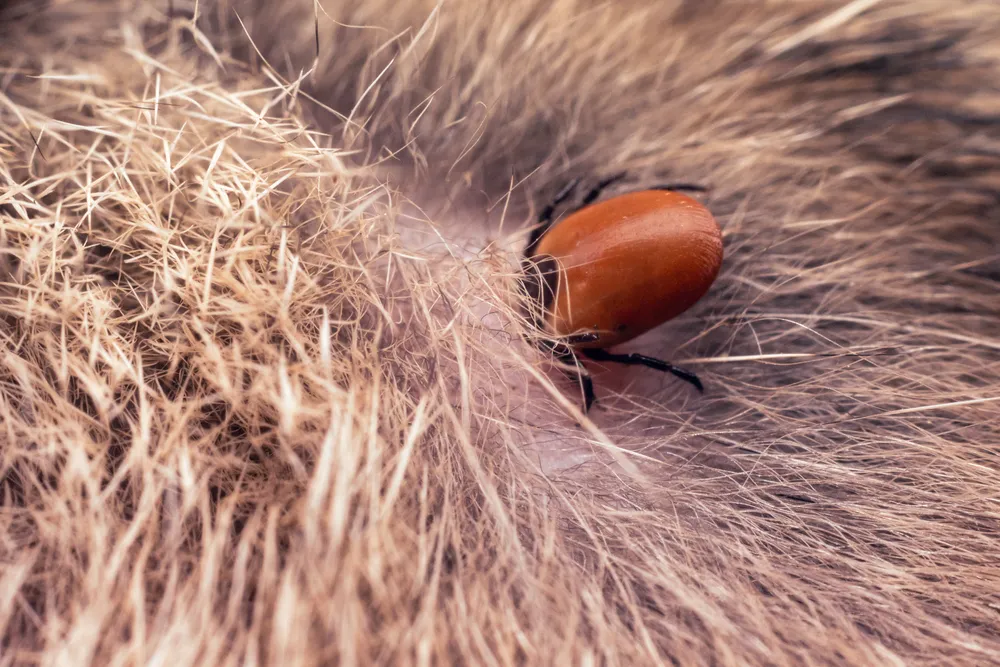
top-left (1, 0), bottom-right (999, 664)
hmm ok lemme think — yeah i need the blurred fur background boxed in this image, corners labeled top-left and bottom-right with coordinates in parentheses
top-left (1, 0), bottom-right (999, 664)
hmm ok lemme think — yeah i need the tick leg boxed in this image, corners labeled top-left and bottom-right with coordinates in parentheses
top-left (580, 172), bottom-right (628, 206)
top-left (539, 178), bottom-right (580, 224)
top-left (581, 348), bottom-right (704, 393)
top-left (649, 183), bottom-right (709, 193)
top-left (543, 340), bottom-right (596, 412)
top-left (566, 332), bottom-right (600, 345)
top-left (527, 178), bottom-right (581, 256)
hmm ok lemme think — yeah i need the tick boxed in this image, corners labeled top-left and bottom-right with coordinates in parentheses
top-left (521, 173), bottom-right (723, 411)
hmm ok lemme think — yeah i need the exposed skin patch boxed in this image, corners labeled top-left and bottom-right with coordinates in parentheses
top-left (386, 185), bottom-right (607, 472)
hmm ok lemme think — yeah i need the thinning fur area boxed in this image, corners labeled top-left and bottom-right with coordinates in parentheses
top-left (1, 0), bottom-right (999, 665)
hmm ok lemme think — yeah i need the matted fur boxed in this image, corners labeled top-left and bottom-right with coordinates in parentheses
top-left (1, 0), bottom-right (999, 665)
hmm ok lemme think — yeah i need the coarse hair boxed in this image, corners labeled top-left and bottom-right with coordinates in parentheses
top-left (1, 0), bottom-right (998, 664)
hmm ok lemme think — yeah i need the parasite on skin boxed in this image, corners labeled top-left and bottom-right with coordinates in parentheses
top-left (521, 173), bottom-right (723, 411)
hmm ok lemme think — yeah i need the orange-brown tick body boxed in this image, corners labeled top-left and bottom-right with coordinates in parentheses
top-left (523, 175), bottom-right (723, 412)
top-left (532, 190), bottom-right (723, 349)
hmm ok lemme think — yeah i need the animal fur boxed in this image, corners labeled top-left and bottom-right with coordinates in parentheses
top-left (1, 0), bottom-right (998, 664)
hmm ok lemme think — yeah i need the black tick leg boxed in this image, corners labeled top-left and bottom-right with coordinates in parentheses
top-left (649, 183), bottom-right (709, 193)
top-left (580, 172), bottom-right (628, 206)
top-left (526, 178), bottom-right (581, 256)
top-left (566, 332), bottom-right (600, 345)
top-left (543, 340), bottom-right (596, 412)
top-left (581, 348), bottom-right (704, 393)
